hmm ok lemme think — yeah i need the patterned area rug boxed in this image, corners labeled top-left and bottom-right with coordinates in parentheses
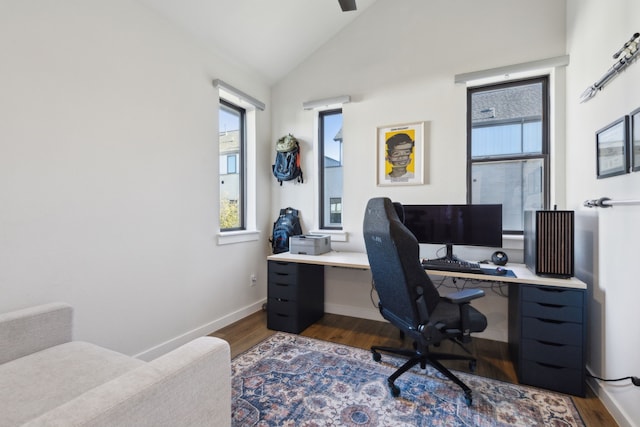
top-left (231, 332), bottom-right (585, 426)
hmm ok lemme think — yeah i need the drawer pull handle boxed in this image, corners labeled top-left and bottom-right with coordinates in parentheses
top-left (535, 318), bottom-right (564, 325)
top-left (535, 361), bottom-right (564, 369)
top-left (537, 303), bottom-right (564, 308)
top-left (276, 298), bottom-right (289, 302)
top-left (536, 339), bottom-right (563, 347)
top-left (536, 288), bottom-right (565, 294)
top-left (275, 283), bottom-right (289, 287)
top-left (276, 313), bottom-right (289, 318)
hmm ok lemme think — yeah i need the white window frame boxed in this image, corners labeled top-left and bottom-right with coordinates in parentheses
top-left (304, 97), bottom-right (351, 242)
top-left (215, 82), bottom-right (262, 245)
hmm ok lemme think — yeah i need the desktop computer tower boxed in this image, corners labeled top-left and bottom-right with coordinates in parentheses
top-left (524, 210), bottom-right (574, 278)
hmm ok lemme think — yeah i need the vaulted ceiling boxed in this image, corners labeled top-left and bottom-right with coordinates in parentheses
top-left (137, 0), bottom-right (378, 84)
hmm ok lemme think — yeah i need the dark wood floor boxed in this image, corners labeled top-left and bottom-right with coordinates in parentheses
top-left (211, 310), bottom-right (618, 427)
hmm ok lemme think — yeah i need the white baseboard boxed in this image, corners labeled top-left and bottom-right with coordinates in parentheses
top-left (586, 374), bottom-right (636, 427)
top-left (134, 298), bottom-right (266, 361)
top-left (136, 300), bottom-right (506, 360)
top-left (324, 303), bottom-right (383, 321)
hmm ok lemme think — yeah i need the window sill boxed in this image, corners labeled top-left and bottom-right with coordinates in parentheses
top-left (217, 230), bottom-right (260, 245)
top-left (502, 234), bottom-right (523, 250)
top-left (310, 230), bottom-right (349, 242)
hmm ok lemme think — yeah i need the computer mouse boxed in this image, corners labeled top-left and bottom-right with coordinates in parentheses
top-left (496, 267), bottom-right (507, 275)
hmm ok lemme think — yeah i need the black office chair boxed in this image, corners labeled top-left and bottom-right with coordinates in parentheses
top-left (363, 197), bottom-right (487, 406)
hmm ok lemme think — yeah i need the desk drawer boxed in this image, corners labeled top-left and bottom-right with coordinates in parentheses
top-left (267, 298), bottom-right (321, 334)
top-left (269, 260), bottom-right (298, 274)
top-left (267, 298), bottom-right (300, 334)
top-left (268, 280), bottom-right (299, 301)
top-left (520, 359), bottom-right (584, 396)
top-left (522, 338), bottom-right (582, 368)
top-left (268, 261), bottom-right (299, 285)
top-left (522, 317), bottom-right (582, 345)
top-left (268, 271), bottom-right (298, 286)
top-left (522, 301), bottom-right (582, 323)
top-left (522, 286), bottom-right (583, 306)
top-left (268, 297), bottom-right (297, 316)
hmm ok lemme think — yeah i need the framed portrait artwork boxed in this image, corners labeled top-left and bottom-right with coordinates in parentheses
top-left (630, 107), bottom-right (640, 172)
top-left (377, 121), bottom-right (425, 186)
top-left (596, 116), bottom-right (628, 179)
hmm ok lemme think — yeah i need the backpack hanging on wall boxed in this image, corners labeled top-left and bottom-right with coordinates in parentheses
top-left (272, 134), bottom-right (303, 185)
top-left (270, 207), bottom-right (303, 254)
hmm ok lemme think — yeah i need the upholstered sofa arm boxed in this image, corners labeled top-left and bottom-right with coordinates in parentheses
top-left (23, 336), bottom-right (232, 427)
top-left (0, 302), bottom-right (73, 365)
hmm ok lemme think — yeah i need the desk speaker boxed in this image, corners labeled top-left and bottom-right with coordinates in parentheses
top-left (524, 210), bottom-right (574, 278)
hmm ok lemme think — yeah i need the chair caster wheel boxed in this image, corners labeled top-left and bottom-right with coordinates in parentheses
top-left (389, 382), bottom-right (401, 397)
top-left (372, 351), bottom-right (381, 362)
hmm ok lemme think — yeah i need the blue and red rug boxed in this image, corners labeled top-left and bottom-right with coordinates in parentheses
top-left (231, 332), bottom-right (584, 426)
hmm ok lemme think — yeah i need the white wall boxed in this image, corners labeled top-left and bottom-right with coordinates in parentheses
top-left (566, 1), bottom-right (640, 425)
top-left (0, 0), bottom-right (273, 358)
top-left (3, 1), bottom-right (635, 423)
top-left (271, 0), bottom-right (567, 341)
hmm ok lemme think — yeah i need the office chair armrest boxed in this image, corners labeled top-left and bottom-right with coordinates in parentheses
top-left (441, 289), bottom-right (485, 344)
top-left (443, 288), bottom-right (485, 304)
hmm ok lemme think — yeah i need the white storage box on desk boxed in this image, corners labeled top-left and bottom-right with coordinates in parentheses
top-left (289, 234), bottom-right (331, 255)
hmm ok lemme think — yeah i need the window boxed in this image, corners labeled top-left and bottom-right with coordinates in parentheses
top-left (467, 77), bottom-right (549, 233)
top-left (219, 99), bottom-right (245, 231)
top-left (329, 197), bottom-right (342, 224)
top-left (226, 155), bottom-right (237, 174)
top-left (319, 109), bottom-right (343, 229)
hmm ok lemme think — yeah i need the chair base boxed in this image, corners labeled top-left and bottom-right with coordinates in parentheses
top-left (371, 345), bottom-right (476, 406)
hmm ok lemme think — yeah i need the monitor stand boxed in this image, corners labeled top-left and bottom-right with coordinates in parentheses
top-left (430, 244), bottom-right (468, 264)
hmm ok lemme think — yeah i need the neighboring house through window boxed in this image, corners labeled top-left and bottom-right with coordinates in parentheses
top-left (214, 79), bottom-right (263, 245)
top-left (467, 76), bottom-right (550, 233)
top-left (319, 109), bottom-right (343, 229)
top-left (219, 99), bottom-right (245, 231)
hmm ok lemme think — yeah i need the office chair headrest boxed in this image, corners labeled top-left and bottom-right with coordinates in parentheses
top-left (392, 202), bottom-right (405, 224)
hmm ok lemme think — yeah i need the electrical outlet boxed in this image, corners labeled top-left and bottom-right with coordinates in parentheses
top-left (250, 274), bottom-right (257, 287)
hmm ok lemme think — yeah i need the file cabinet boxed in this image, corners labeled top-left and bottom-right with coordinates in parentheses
top-left (267, 260), bottom-right (324, 333)
top-left (508, 283), bottom-right (586, 396)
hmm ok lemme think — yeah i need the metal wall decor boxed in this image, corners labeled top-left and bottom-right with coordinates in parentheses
top-left (580, 32), bottom-right (640, 103)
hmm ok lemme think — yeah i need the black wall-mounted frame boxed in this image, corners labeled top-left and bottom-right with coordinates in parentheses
top-left (596, 116), bottom-right (628, 179)
top-left (630, 107), bottom-right (640, 172)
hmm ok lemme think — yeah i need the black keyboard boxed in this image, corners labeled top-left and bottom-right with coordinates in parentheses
top-left (421, 259), bottom-right (484, 274)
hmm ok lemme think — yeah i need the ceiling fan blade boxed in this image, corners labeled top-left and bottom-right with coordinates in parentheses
top-left (338, 0), bottom-right (357, 12)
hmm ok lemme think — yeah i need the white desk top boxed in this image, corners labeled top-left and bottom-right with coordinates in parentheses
top-left (267, 250), bottom-right (587, 290)
top-left (269, 251), bottom-right (370, 269)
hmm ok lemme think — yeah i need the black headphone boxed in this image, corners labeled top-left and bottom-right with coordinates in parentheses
top-left (491, 251), bottom-right (508, 266)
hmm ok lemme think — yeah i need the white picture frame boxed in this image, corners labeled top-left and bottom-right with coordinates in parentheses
top-left (376, 121), bottom-right (425, 186)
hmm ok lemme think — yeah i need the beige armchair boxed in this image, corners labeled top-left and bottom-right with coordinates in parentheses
top-left (0, 303), bottom-right (231, 427)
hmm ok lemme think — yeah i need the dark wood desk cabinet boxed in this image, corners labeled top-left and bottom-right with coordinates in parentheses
top-left (508, 283), bottom-right (586, 396)
top-left (267, 260), bottom-right (324, 334)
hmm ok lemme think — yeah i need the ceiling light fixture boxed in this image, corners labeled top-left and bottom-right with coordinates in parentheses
top-left (338, 0), bottom-right (357, 12)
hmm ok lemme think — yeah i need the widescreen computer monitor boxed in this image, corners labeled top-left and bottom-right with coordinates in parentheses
top-left (402, 204), bottom-right (503, 262)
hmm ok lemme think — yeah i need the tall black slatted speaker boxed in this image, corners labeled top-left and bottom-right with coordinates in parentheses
top-left (524, 210), bottom-right (574, 278)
